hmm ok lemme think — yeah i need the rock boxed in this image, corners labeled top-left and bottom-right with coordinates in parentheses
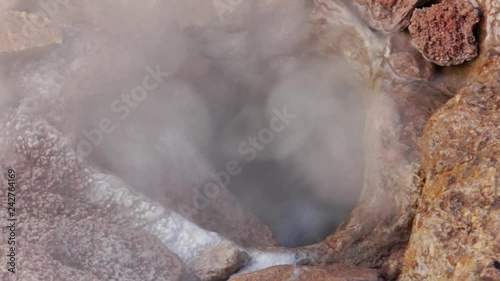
top-left (0, 113), bottom-right (186, 281)
top-left (0, 10), bottom-right (62, 53)
top-left (192, 241), bottom-right (251, 281)
top-left (0, 218), bottom-right (185, 281)
top-left (384, 33), bottom-right (433, 80)
top-left (400, 57), bottom-right (500, 280)
top-left (409, 1), bottom-right (480, 66)
top-left (354, 0), bottom-right (430, 32)
top-left (228, 264), bottom-right (380, 281)
top-left (479, 0), bottom-right (500, 54)
top-left (380, 249), bottom-right (404, 280)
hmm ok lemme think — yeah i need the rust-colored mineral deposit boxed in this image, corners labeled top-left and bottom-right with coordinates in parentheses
top-left (354, 0), bottom-right (430, 32)
top-left (409, 1), bottom-right (480, 66)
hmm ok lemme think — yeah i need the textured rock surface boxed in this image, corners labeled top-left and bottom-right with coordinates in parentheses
top-left (0, 10), bottom-right (62, 53)
top-left (409, 1), bottom-right (480, 66)
top-left (400, 56), bottom-right (500, 280)
top-left (384, 33), bottom-right (433, 80)
top-left (0, 109), bottom-right (186, 281)
top-left (229, 264), bottom-right (380, 281)
top-left (193, 241), bottom-right (251, 281)
top-left (480, 0), bottom-right (500, 53)
top-left (354, 0), bottom-right (430, 32)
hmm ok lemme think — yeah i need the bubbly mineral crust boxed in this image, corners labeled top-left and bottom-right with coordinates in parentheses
top-left (409, 1), bottom-right (480, 66)
top-left (354, 0), bottom-right (430, 32)
top-left (228, 264), bottom-right (379, 281)
top-left (400, 56), bottom-right (500, 280)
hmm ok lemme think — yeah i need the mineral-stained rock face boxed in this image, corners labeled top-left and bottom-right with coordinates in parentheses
top-left (400, 56), bottom-right (500, 280)
top-left (228, 264), bottom-right (380, 281)
top-left (409, 1), bottom-right (480, 66)
top-left (354, 0), bottom-right (430, 32)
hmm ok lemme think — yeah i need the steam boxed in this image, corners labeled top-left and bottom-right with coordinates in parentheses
top-left (9, 0), bottom-right (366, 248)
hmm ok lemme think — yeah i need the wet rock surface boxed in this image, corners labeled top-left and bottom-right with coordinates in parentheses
top-left (229, 264), bottom-right (380, 281)
top-left (409, 1), bottom-right (480, 66)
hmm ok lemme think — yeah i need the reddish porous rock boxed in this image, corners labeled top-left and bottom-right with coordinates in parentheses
top-left (409, 1), bottom-right (480, 66)
top-left (354, 0), bottom-right (430, 32)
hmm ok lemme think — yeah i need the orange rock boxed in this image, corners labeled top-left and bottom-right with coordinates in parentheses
top-left (400, 57), bottom-right (500, 280)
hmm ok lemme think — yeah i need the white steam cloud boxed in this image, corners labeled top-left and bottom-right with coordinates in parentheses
top-left (5, 0), bottom-right (366, 250)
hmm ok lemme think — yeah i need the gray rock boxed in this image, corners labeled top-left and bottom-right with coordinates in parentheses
top-left (192, 242), bottom-right (251, 281)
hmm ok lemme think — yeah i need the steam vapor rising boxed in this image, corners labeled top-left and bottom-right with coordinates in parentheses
top-left (5, 0), bottom-right (366, 248)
